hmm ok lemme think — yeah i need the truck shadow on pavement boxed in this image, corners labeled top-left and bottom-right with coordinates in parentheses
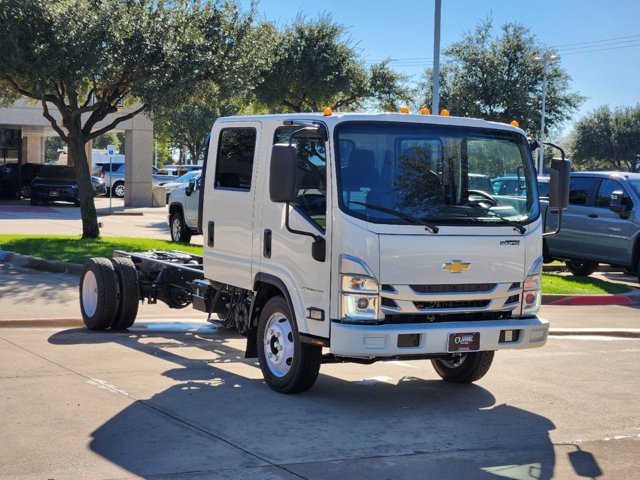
top-left (47, 327), bottom-right (568, 479)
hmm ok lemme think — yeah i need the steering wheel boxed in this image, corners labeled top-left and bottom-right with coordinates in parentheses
top-left (467, 189), bottom-right (497, 207)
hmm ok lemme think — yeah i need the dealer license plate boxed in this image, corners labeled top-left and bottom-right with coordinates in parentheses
top-left (49, 190), bottom-right (59, 197)
top-left (448, 332), bottom-right (480, 352)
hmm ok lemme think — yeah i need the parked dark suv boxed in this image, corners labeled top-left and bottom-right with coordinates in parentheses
top-left (30, 165), bottom-right (106, 205)
top-left (542, 171), bottom-right (640, 281)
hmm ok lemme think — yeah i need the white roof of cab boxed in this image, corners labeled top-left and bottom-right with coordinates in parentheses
top-left (214, 112), bottom-right (524, 135)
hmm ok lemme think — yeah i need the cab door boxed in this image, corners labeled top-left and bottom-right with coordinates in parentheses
top-left (581, 178), bottom-right (636, 265)
top-left (202, 122), bottom-right (261, 289)
top-left (257, 126), bottom-right (332, 339)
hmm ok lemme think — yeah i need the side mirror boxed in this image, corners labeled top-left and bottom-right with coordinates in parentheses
top-left (185, 180), bottom-right (195, 196)
top-left (548, 158), bottom-right (570, 211)
top-left (270, 144), bottom-right (298, 203)
top-left (610, 190), bottom-right (630, 216)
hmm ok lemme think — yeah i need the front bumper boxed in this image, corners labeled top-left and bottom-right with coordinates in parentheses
top-left (329, 317), bottom-right (549, 358)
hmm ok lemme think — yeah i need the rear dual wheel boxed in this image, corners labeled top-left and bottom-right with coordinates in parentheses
top-left (80, 257), bottom-right (139, 330)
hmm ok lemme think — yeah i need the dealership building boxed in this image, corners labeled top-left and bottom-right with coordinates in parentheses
top-left (0, 99), bottom-right (155, 207)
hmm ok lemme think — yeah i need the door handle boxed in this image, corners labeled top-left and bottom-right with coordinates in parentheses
top-left (263, 229), bottom-right (272, 258)
top-left (207, 221), bottom-right (215, 247)
top-left (587, 213), bottom-right (598, 218)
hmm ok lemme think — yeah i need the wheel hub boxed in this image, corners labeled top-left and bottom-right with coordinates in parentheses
top-left (263, 313), bottom-right (294, 377)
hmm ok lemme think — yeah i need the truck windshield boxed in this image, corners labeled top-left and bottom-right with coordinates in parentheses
top-left (336, 122), bottom-right (538, 227)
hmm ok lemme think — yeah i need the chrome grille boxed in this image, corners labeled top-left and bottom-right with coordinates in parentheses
top-left (380, 282), bottom-right (521, 316)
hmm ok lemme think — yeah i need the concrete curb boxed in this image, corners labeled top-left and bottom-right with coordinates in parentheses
top-left (549, 328), bottom-right (640, 338)
top-left (0, 250), bottom-right (83, 276)
top-left (542, 293), bottom-right (640, 306)
top-left (1, 251), bottom-right (639, 306)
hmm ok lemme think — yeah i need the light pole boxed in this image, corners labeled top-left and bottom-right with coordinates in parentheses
top-left (535, 51), bottom-right (560, 174)
top-left (432, 0), bottom-right (442, 114)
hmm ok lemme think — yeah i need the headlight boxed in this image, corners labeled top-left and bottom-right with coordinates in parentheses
top-left (516, 258), bottom-right (542, 317)
top-left (339, 255), bottom-right (380, 322)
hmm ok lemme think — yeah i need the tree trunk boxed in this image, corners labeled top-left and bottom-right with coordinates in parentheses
top-left (67, 126), bottom-right (100, 238)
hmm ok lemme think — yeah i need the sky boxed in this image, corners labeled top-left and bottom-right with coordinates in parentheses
top-left (241, 0), bottom-right (639, 137)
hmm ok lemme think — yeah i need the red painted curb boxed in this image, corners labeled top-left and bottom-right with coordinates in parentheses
top-left (548, 295), bottom-right (633, 306)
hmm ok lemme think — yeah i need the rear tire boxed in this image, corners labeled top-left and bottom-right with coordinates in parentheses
top-left (257, 296), bottom-right (321, 394)
top-left (110, 257), bottom-right (140, 330)
top-left (431, 351), bottom-right (494, 383)
top-left (80, 258), bottom-right (119, 330)
top-left (170, 211), bottom-right (192, 243)
top-left (565, 260), bottom-right (598, 276)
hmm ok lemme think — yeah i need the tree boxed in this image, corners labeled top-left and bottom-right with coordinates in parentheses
top-left (255, 15), bottom-right (410, 112)
top-left (571, 105), bottom-right (640, 172)
top-left (0, 0), bottom-right (254, 238)
top-left (419, 21), bottom-right (583, 135)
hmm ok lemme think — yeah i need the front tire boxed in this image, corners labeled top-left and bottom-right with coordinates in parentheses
top-left (170, 211), bottom-right (192, 243)
top-left (80, 258), bottom-right (119, 330)
top-left (431, 351), bottom-right (494, 383)
top-left (112, 181), bottom-right (125, 198)
top-left (257, 296), bottom-right (321, 394)
top-left (566, 260), bottom-right (598, 276)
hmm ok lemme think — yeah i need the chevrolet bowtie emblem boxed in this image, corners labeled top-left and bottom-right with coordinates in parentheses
top-left (442, 260), bottom-right (471, 273)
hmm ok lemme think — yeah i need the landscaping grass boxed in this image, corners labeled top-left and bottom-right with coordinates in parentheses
top-left (0, 234), bottom-right (633, 295)
top-left (0, 234), bottom-right (203, 265)
top-left (542, 272), bottom-right (631, 295)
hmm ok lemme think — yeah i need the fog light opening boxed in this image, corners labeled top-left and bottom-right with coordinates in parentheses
top-left (357, 297), bottom-right (370, 309)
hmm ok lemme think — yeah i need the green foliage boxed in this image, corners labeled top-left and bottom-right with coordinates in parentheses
top-left (420, 21), bottom-right (583, 135)
top-left (254, 15), bottom-right (410, 112)
top-left (93, 132), bottom-right (125, 153)
top-left (0, 234), bottom-right (202, 265)
top-left (44, 136), bottom-right (65, 163)
top-left (0, 0), bottom-right (256, 238)
top-left (571, 105), bottom-right (640, 172)
top-left (542, 273), bottom-right (630, 295)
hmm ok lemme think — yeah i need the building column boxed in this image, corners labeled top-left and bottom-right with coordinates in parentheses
top-left (22, 135), bottom-right (44, 164)
top-left (124, 129), bottom-right (153, 207)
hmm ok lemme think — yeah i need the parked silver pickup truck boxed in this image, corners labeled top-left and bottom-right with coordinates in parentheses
top-left (542, 171), bottom-right (640, 282)
top-left (167, 173), bottom-right (202, 243)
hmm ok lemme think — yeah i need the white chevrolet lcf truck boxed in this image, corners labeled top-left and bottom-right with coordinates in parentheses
top-left (80, 112), bottom-right (570, 393)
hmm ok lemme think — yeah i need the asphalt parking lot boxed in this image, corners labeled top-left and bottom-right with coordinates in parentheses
top-left (1, 197), bottom-right (639, 479)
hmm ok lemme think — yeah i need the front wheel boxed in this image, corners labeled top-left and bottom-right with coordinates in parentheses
top-left (431, 351), bottom-right (494, 383)
top-left (257, 296), bottom-right (321, 394)
top-left (112, 181), bottom-right (125, 198)
top-left (565, 260), bottom-right (598, 276)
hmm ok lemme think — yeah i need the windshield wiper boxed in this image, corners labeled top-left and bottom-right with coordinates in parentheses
top-left (350, 201), bottom-right (439, 234)
top-left (469, 205), bottom-right (526, 234)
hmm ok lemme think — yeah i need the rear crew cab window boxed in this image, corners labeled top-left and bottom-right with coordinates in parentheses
top-left (568, 177), bottom-right (598, 205)
top-left (214, 128), bottom-right (257, 191)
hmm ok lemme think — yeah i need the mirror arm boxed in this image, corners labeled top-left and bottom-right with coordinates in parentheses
top-left (543, 209), bottom-right (563, 237)
top-left (542, 141), bottom-right (566, 161)
top-left (284, 204), bottom-right (325, 262)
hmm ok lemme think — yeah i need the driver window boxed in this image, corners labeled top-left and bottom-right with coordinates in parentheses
top-left (274, 127), bottom-right (327, 231)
